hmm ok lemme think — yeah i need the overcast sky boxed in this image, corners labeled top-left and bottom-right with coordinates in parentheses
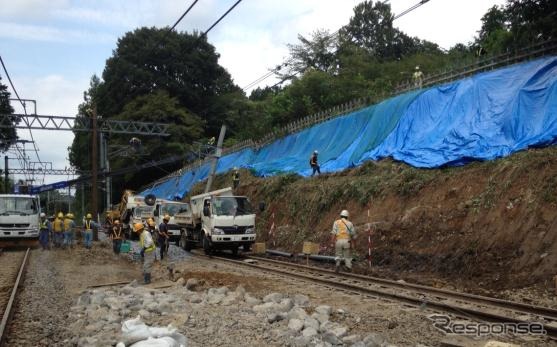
top-left (0, 0), bottom-right (506, 186)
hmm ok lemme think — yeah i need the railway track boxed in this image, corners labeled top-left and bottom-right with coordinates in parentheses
top-left (0, 248), bottom-right (30, 346)
top-left (196, 251), bottom-right (557, 339)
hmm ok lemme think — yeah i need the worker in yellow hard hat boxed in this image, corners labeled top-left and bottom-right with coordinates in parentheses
top-left (52, 212), bottom-right (65, 248)
top-left (158, 214), bottom-right (171, 261)
top-left (111, 220), bottom-right (124, 255)
top-left (82, 213), bottom-right (99, 249)
top-left (135, 222), bottom-right (155, 284)
top-left (63, 213), bottom-right (76, 249)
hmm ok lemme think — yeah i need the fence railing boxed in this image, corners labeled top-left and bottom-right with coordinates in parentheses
top-left (145, 40), bottom-right (557, 190)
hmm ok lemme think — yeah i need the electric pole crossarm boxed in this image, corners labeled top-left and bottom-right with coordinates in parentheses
top-left (4, 168), bottom-right (88, 175)
top-left (0, 114), bottom-right (170, 136)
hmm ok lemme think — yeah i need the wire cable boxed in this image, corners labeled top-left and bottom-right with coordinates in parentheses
top-left (0, 54), bottom-right (42, 184)
top-left (201, 0), bottom-right (243, 37)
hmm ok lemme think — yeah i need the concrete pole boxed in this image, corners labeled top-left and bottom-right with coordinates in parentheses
top-left (91, 106), bottom-right (99, 241)
top-left (205, 125), bottom-right (226, 193)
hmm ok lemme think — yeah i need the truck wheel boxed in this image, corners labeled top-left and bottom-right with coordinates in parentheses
top-left (203, 235), bottom-right (212, 255)
top-left (179, 233), bottom-right (186, 249)
top-left (243, 243), bottom-right (251, 252)
top-left (231, 246), bottom-right (238, 256)
top-left (184, 241), bottom-right (193, 252)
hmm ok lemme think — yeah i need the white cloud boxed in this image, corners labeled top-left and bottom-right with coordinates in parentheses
top-left (0, 22), bottom-right (115, 44)
top-left (0, 0), bottom-right (70, 18)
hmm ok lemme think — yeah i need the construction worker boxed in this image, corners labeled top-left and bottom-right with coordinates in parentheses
top-left (111, 220), bottom-right (124, 254)
top-left (135, 222), bottom-right (155, 284)
top-left (38, 212), bottom-right (50, 250)
top-left (147, 218), bottom-right (157, 237)
top-left (52, 212), bottom-right (65, 248)
top-left (63, 213), bottom-right (76, 249)
top-left (330, 210), bottom-right (357, 273)
top-left (158, 215), bottom-right (171, 260)
top-left (83, 213), bottom-right (99, 249)
top-left (413, 65), bottom-right (424, 88)
top-left (233, 168), bottom-right (240, 189)
top-left (309, 150), bottom-right (321, 176)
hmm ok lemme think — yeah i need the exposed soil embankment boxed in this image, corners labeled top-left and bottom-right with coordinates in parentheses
top-left (190, 146), bottom-right (557, 293)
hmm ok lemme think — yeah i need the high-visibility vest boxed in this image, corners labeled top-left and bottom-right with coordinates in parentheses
top-left (84, 220), bottom-right (93, 231)
top-left (40, 221), bottom-right (48, 230)
top-left (64, 218), bottom-right (73, 232)
top-left (112, 226), bottom-right (123, 240)
top-left (140, 230), bottom-right (156, 252)
top-left (334, 219), bottom-right (352, 240)
top-left (53, 218), bottom-right (64, 232)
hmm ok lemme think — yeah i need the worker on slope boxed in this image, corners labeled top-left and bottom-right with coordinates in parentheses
top-left (330, 209), bottom-right (357, 273)
top-left (111, 220), bottom-right (124, 255)
top-left (233, 167), bottom-right (240, 189)
top-left (83, 213), bottom-right (99, 249)
top-left (158, 215), bottom-right (171, 261)
top-left (413, 65), bottom-right (424, 88)
top-left (135, 222), bottom-right (155, 284)
top-left (309, 150), bottom-right (321, 176)
top-left (39, 212), bottom-right (50, 250)
top-left (63, 213), bottom-right (76, 249)
top-left (52, 212), bottom-right (65, 248)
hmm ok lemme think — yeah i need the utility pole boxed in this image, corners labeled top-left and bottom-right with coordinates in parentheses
top-left (91, 106), bottom-right (99, 240)
top-left (205, 125), bottom-right (226, 193)
top-left (67, 185), bottom-right (71, 213)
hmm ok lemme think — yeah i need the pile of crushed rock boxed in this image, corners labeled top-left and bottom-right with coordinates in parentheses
top-left (67, 277), bottom-right (400, 346)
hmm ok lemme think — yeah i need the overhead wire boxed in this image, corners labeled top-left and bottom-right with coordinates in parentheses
top-left (0, 54), bottom-right (42, 183)
top-left (201, 0), bottom-right (243, 37)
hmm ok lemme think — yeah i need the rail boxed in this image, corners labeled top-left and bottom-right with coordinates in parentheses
top-left (0, 248), bottom-right (30, 345)
top-left (195, 252), bottom-right (557, 339)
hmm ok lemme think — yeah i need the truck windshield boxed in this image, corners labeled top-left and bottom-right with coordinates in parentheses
top-left (161, 203), bottom-right (189, 217)
top-left (0, 197), bottom-right (38, 215)
top-left (135, 206), bottom-right (154, 217)
top-left (213, 197), bottom-right (253, 216)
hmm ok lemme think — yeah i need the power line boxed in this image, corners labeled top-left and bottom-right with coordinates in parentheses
top-left (0, 54), bottom-right (43, 181)
top-left (244, 0), bottom-right (431, 91)
top-left (201, 0), bottom-right (243, 37)
top-left (169, 0), bottom-right (200, 33)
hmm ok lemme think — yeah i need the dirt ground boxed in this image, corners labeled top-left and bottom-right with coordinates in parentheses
top-left (195, 146), bottom-right (557, 301)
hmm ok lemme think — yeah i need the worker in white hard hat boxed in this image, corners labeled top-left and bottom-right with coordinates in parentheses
top-left (413, 65), bottom-right (424, 88)
top-left (39, 212), bottom-right (50, 250)
top-left (232, 167), bottom-right (240, 189)
top-left (330, 209), bottom-right (356, 273)
top-left (309, 150), bottom-right (321, 176)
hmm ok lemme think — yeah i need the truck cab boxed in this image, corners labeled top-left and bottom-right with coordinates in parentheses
top-left (0, 194), bottom-right (41, 246)
top-left (178, 187), bottom-right (257, 254)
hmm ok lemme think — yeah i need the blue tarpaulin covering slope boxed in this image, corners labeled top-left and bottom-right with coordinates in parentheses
top-left (140, 56), bottom-right (557, 199)
top-left (364, 56), bottom-right (557, 167)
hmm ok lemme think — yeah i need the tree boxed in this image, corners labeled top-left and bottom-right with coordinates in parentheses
top-left (0, 76), bottom-right (17, 152)
top-left (284, 29), bottom-right (339, 76)
top-left (95, 27), bottom-right (240, 137)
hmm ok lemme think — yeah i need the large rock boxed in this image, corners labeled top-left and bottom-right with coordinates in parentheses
top-left (253, 302), bottom-right (279, 314)
top-left (235, 285), bottom-right (246, 297)
top-left (77, 292), bottom-right (91, 306)
top-left (363, 333), bottom-right (386, 347)
top-left (292, 335), bottom-right (312, 347)
top-left (221, 293), bottom-right (241, 306)
top-left (322, 332), bottom-right (343, 345)
top-left (342, 334), bottom-right (361, 345)
top-left (315, 305), bottom-right (332, 316)
top-left (206, 293), bottom-right (226, 305)
top-left (302, 327), bottom-right (318, 338)
top-left (267, 313), bottom-right (286, 324)
top-left (293, 294), bottom-right (310, 307)
top-left (288, 318), bottom-right (304, 332)
top-left (175, 278), bottom-right (185, 286)
top-left (215, 286), bottom-right (229, 295)
top-left (288, 307), bottom-right (309, 321)
top-left (303, 317), bottom-right (320, 331)
top-left (277, 298), bottom-right (294, 312)
top-left (245, 294), bottom-right (261, 306)
top-left (185, 278), bottom-right (200, 291)
top-left (312, 312), bottom-right (329, 324)
top-left (90, 292), bottom-right (106, 305)
top-left (263, 292), bottom-right (284, 303)
top-left (189, 294), bottom-right (203, 304)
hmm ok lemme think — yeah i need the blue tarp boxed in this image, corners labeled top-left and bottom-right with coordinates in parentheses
top-left (141, 56), bottom-right (557, 199)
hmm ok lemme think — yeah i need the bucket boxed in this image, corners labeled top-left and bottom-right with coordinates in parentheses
top-left (120, 241), bottom-right (131, 253)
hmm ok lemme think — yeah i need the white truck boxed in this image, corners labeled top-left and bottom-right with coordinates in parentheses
top-left (0, 194), bottom-right (41, 247)
top-left (175, 187), bottom-right (257, 255)
top-left (152, 199), bottom-right (191, 245)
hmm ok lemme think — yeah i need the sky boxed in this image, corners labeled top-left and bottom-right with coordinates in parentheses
top-left (0, 0), bottom-right (506, 186)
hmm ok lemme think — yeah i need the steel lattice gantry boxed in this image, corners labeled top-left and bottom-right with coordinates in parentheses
top-left (3, 168), bottom-right (88, 175)
top-left (0, 113), bottom-right (170, 136)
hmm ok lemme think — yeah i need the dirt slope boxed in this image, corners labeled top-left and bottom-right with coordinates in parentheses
top-left (189, 146), bottom-right (557, 292)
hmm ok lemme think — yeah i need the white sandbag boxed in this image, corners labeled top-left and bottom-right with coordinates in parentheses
top-left (130, 336), bottom-right (181, 347)
top-left (120, 316), bottom-right (187, 346)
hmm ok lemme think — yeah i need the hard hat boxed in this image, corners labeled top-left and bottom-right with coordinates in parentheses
top-left (133, 222), bottom-right (144, 233)
top-left (415, 66), bottom-right (420, 70)
top-left (147, 218), bottom-right (155, 227)
top-left (40, 212), bottom-right (46, 218)
top-left (66, 213), bottom-right (71, 218)
top-left (314, 150), bottom-right (318, 154)
top-left (163, 214), bottom-right (170, 221)
top-left (340, 210), bottom-right (349, 218)
top-left (57, 212), bottom-right (64, 218)
top-left (114, 220), bottom-right (120, 224)
top-left (86, 213), bottom-right (92, 219)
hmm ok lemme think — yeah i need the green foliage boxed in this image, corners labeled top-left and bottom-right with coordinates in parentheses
top-left (0, 76), bottom-right (17, 152)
